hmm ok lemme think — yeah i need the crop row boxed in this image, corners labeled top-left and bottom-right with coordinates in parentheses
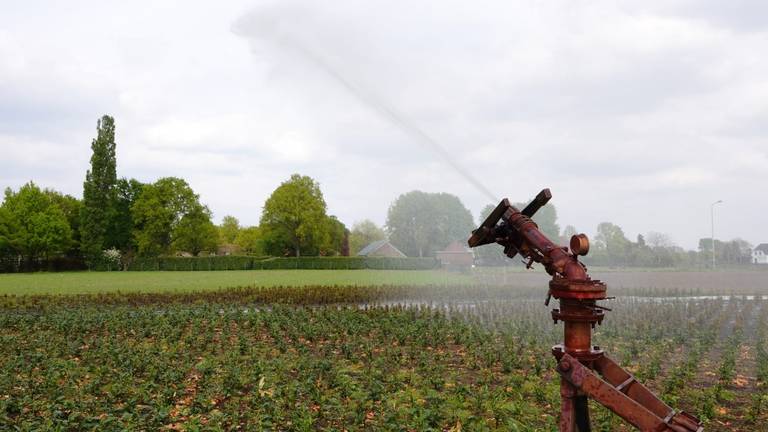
top-left (1, 286), bottom-right (764, 431)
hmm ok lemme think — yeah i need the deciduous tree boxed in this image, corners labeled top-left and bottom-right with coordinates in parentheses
top-left (349, 219), bottom-right (386, 255)
top-left (45, 190), bottom-right (83, 257)
top-left (235, 226), bottom-right (264, 255)
top-left (110, 178), bottom-right (144, 254)
top-left (219, 215), bottom-right (240, 244)
top-left (322, 215), bottom-right (348, 256)
top-left (646, 232), bottom-right (673, 249)
top-left (172, 204), bottom-right (219, 256)
top-left (260, 174), bottom-right (329, 257)
top-left (1, 182), bottom-right (72, 266)
top-left (0, 207), bottom-right (18, 257)
top-left (594, 222), bottom-right (630, 267)
top-left (386, 191), bottom-right (473, 257)
top-left (131, 177), bottom-right (201, 256)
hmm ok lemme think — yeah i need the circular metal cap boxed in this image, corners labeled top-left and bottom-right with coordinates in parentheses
top-left (570, 234), bottom-right (590, 256)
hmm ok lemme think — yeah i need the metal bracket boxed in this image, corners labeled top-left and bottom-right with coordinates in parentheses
top-left (557, 353), bottom-right (703, 432)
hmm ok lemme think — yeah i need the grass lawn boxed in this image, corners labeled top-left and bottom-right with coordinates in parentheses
top-left (0, 269), bottom-right (470, 296)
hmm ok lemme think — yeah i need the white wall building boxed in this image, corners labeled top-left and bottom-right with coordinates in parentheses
top-left (753, 244), bottom-right (768, 264)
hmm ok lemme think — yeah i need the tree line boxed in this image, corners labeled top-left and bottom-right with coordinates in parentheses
top-left (0, 116), bottom-right (476, 270)
top-left (473, 207), bottom-right (753, 268)
top-left (579, 222), bottom-right (753, 268)
top-left (0, 115), bottom-right (757, 271)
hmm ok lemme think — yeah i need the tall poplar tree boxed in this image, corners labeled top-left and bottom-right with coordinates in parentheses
top-left (80, 115), bottom-right (117, 265)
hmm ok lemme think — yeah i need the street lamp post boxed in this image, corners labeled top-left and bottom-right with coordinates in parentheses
top-left (711, 200), bottom-right (723, 269)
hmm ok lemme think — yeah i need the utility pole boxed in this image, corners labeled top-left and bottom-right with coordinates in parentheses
top-left (711, 200), bottom-right (723, 269)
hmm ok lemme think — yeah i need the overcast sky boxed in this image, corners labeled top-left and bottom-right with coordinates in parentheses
top-left (1, 0), bottom-right (766, 249)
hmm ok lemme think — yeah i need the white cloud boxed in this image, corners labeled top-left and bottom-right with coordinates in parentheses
top-left (0, 0), bottom-right (766, 248)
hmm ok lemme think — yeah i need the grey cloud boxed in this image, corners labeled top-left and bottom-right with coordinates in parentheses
top-left (0, 88), bottom-right (109, 138)
top-left (486, 58), bottom-right (718, 122)
top-left (665, 0), bottom-right (768, 32)
top-left (0, 0), bottom-right (766, 248)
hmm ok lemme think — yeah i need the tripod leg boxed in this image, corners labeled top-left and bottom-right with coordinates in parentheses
top-left (560, 378), bottom-right (576, 432)
top-left (574, 395), bottom-right (591, 432)
top-left (558, 353), bottom-right (703, 431)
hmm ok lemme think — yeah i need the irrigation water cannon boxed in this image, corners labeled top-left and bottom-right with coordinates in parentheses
top-left (468, 189), bottom-right (703, 432)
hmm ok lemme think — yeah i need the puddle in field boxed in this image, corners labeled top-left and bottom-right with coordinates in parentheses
top-left (622, 295), bottom-right (768, 302)
top-left (122, 294), bottom-right (767, 319)
top-left (207, 295), bottom-right (768, 316)
top-left (366, 295), bottom-right (768, 308)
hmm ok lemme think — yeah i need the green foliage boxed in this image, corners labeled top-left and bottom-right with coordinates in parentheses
top-left (131, 177), bottom-right (203, 256)
top-left (254, 257), bottom-right (437, 270)
top-left (128, 255), bottom-right (262, 271)
top-left (1, 182), bottom-right (73, 264)
top-left (0, 207), bottom-right (18, 255)
top-left (260, 174), bottom-right (330, 257)
top-left (698, 237), bottom-right (753, 266)
top-left (1, 284), bottom-right (754, 430)
top-left (386, 191), bottom-right (474, 257)
top-left (80, 115), bottom-right (118, 264)
top-left (172, 204), bottom-right (219, 256)
top-left (0, 288), bottom-right (554, 431)
top-left (235, 226), bottom-right (265, 255)
top-left (109, 178), bottom-right (144, 254)
top-left (0, 269), bottom-right (466, 295)
top-left (322, 215), bottom-right (348, 256)
top-left (219, 215), bottom-right (240, 244)
top-left (124, 256), bottom-right (439, 271)
top-left (579, 223), bottom-right (709, 268)
top-left (44, 190), bottom-right (83, 255)
top-left (349, 219), bottom-right (386, 255)
top-left (592, 222), bottom-right (631, 266)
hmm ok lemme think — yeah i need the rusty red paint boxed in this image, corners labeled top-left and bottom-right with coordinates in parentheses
top-left (468, 189), bottom-right (703, 432)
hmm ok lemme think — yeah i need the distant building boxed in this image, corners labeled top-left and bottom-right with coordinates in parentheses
top-left (357, 240), bottom-right (406, 258)
top-left (217, 243), bottom-right (241, 256)
top-left (436, 241), bottom-right (474, 270)
top-left (753, 244), bottom-right (768, 264)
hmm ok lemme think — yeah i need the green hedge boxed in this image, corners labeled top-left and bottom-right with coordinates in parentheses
top-left (0, 256), bottom-right (87, 273)
top-left (124, 256), bottom-right (439, 271)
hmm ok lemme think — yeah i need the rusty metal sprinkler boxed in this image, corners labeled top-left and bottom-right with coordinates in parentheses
top-left (468, 189), bottom-right (703, 432)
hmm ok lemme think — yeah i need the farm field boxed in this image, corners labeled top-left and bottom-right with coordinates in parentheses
top-left (2, 271), bottom-right (768, 431)
top-left (0, 270), bottom-right (471, 296)
top-left (2, 268), bottom-right (767, 296)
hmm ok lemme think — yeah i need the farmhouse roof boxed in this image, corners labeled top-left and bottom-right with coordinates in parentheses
top-left (357, 240), bottom-right (406, 257)
top-left (358, 240), bottom-right (388, 256)
top-left (756, 243), bottom-right (768, 253)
